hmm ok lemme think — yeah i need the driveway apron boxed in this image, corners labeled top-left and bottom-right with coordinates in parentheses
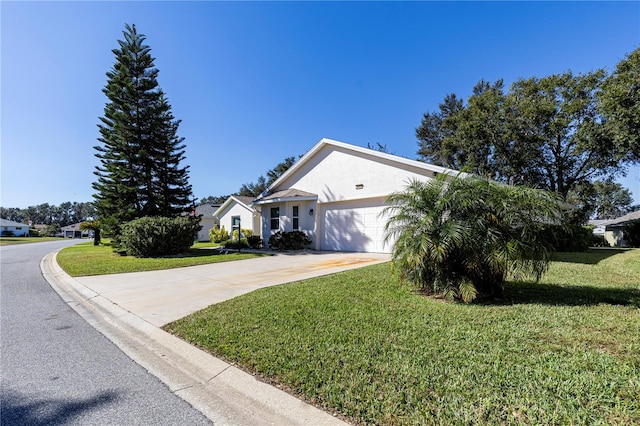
top-left (74, 251), bottom-right (390, 327)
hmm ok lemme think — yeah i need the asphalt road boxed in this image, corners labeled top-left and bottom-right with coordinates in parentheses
top-left (0, 240), bottom-right (212, 425)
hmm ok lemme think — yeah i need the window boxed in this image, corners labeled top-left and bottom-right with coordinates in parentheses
top-left (270, 207), bottom-right (280, 230)
top-left (292, 206), bottom-right (299, 230)
top-left (232, 216), bottom-right (240, 237)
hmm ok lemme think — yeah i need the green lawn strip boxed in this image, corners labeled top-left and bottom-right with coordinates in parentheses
top-left (166, 249), bottom-right (640, 425)
top-left (57, 241), bottom-right (267, 276)
top-left (0, 237), bottom-right (66, 245)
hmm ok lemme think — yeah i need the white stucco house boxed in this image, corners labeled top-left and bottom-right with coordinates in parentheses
top-left (214, 195), bottom-right (260, 238)
top-left (603, 210), bottom-right (640, 247)
top-left (0, 218), bottom-right (30, 237)
top-left (195, 203), bottom-right (220, 241)
top-left (252, 138), bottom-right (458, 253)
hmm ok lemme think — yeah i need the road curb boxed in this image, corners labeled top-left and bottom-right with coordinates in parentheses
top-left (41, 249), bottom-right (347, 426)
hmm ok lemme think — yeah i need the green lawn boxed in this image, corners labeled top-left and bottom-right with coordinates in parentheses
top-left (57, 241), bottom-right (268, 276)
top-left (166, 249), bottom-right (640, 425)
top-left (0, 236), bottom-right (66, 245)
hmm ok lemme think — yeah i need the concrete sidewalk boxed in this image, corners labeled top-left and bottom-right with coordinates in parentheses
top-left (42, 250), bottom-right (390, 425)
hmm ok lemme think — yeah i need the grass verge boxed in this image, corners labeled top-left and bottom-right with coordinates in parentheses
top-left (57, 241), bottom-right (268, 276)
top-left (166, 249), bottom-right (640, 425)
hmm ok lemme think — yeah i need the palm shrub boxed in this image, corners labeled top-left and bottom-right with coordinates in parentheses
top-left (80, 220), bottom-right (101, 246)
top-left (384, 174), bottom-right (563, 302)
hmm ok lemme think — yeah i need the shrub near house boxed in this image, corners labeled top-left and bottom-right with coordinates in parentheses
top-left (119, 216), bottom-right (201, 257)
top-left (268, 231), bottom-right (312, 251)
top-left (209, 225), bottom-right (230, 243)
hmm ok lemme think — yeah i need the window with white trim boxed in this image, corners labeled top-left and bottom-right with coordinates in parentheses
top-left (270, 207), bottom-right (280, 230)
top-left (292, 205), bottom-right (299, 230)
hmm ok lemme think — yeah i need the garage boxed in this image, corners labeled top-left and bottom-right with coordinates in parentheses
top-left (320, 198), bottom-right (390, 253)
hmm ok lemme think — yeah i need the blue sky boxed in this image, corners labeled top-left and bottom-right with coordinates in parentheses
top-left (2, 1), bottom-right (639, 209)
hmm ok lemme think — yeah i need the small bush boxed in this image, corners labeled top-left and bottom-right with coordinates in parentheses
top-left (1, 230), bottom-right (15, 237)
top-left (209, 225), bottom-right (230, 243)
top-left (268, 231), bottom-right (312, 251)
top-left (624, 220), bottom-right (640, 247)
top-left (590, 234), bottom-right (608, 247)
top-left (223, 239), bottom-right (250, 250)
top-left (232, 228), bottom-right (253, 240)
top-left (247, 235), bottom-right (263, 249)
top-left (120, 216), bottom-right (201, 258)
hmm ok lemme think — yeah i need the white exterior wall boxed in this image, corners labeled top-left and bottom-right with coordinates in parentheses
top-left (197, 217), bottom-right (218, 242)
top-left (261, 200), bottom-right (317, 248)
top-left (217, 203), bottom-right (258, 236)
top-left (276, 145), bottom-right (436, 203)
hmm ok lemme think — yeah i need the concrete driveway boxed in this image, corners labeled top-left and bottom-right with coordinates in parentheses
top-left (75, 251), bottom-right (390, 327)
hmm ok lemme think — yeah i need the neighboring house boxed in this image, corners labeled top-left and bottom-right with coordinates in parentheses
top-left (588, 219), bottom-right (608, 236)
top-left (603, 210), bottom-right (640, 247)
top-left (0, 218), bottom-right (29, 237)
top-left (252, 138), bottom-right (459, 253)
top-left (61, 223), bottom-right (89, 238)
top-left (195, 203), bottom-right (220, 241)
top-left (214, 196), bottom-right (260, 239)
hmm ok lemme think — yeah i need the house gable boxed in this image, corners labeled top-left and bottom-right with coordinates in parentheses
top-left (262, 138), bottom-right (456, 203)
top-left (215, 196), bottom-right (260, 235)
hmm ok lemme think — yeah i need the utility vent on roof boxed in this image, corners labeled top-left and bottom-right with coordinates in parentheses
top-left (355, 184), bottom-right (364, 190)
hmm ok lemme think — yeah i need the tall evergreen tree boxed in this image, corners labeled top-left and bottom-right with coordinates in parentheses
top-left (93, 24), bottom-right (193, 235)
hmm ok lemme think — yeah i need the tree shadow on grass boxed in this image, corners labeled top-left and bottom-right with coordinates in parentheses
top-left (486, 281), bottom-right (640, 308)
top-left (0, 389), bottom-right (120, 426)
top-left (551, 248), bottom-right (631, 265)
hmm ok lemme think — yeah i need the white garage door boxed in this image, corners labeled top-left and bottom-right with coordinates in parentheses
top-left (321, 200), bottom-right (390, 253)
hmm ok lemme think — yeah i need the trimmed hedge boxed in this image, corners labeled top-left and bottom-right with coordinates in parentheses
top-left (222, 239), bottom-right (250, 250)
top-left (545, 223), bottom-right (593, 252)
top-left (247, 235), bottom-right (263, 249)
top-left (120, 216), bottom-right (201, 257)
top-left (268, 231), bottom-right (311, 251)
top-left (624, 220), bottom-right (640, 247)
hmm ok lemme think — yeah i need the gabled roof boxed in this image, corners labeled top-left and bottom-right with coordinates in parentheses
top-left (255, 138), bottom-right (460, 201)
top-left (61, 223), bottom-right (83, 231)
top-left (604, 210), bottom-right (640, 228)
top-left (214, 195), bottom-right (256, 217)
top-left (253, 189), bottom-right (317, 205)
top-left (234, 196), bottom-right (256, 206)
top-left (195, 203), bottom-right (220, 217)
top-left (0, 218), bottom-right (29, 227)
